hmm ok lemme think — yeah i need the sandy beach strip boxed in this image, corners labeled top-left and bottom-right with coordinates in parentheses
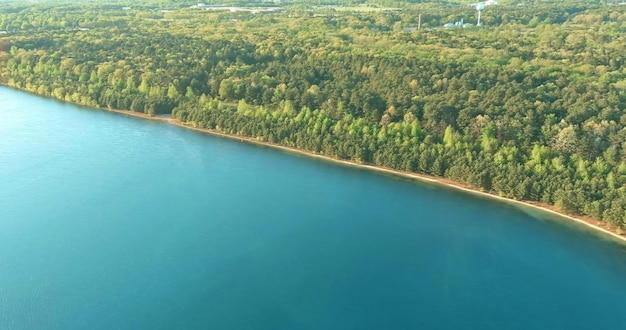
top-left (2, 85), bottom-right (622, 246)
top-left (102, 108), bottom-right (626, 245)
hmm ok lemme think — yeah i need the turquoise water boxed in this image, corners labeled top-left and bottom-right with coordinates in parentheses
top-left (2, 86), bottom-right (626, 329)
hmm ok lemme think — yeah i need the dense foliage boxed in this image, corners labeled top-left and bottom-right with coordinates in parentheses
top-left (1, 1), bottom-right (625, 228)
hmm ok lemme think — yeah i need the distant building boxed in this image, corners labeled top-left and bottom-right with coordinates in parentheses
top-left (443, 18), bottom-right (464, 28)
top-left (201, 6), bottom-right (284, 14)
top-left (469, 1), bottom-right (498, 7)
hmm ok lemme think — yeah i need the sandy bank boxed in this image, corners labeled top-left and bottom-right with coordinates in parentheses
top-left (1, 83), bottom-right (622, 246)
top-left (94, 107), bottom-right (626, 246)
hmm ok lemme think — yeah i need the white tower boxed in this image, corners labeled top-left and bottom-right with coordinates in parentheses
top-left (476, 4), bottom-right (485, 26)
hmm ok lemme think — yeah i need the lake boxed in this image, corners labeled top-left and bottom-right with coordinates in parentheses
top-left (2, 86), bottom-right (626, 329)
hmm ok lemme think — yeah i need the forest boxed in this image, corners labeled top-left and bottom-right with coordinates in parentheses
top-left (1, 0), bottom-right (625, 229)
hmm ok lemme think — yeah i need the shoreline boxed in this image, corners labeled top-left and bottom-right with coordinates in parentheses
top-left (111, 108), bottom-right (626, 245)
top-left (2, 85), bottom-right (625, 245)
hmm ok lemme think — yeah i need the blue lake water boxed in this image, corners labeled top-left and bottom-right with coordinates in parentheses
top-left (2, 86), bottom-right (626, 329)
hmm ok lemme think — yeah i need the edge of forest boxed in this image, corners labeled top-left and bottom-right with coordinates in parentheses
top-left (95, 102), bottom-right (626, 246)
top-left (3, 84), bottom-right (624, 245)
